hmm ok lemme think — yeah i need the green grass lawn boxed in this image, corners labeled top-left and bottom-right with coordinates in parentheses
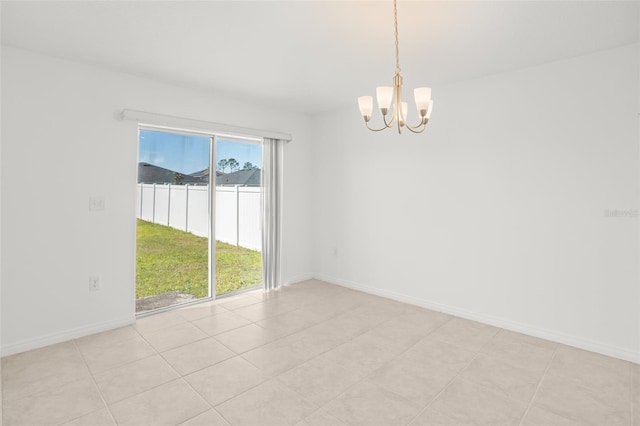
top-left (136, 219), bottom-right (262, 299)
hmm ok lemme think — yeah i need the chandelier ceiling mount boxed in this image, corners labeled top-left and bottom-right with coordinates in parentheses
top-left (358, 0), bottom-right (433, 134)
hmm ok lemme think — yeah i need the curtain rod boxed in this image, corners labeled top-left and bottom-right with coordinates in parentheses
top-left (120, 109), bottom-right (292, 142)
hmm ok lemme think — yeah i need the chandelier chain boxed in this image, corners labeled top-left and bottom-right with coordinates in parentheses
top-left (357, 0), bottom-right (432, 134)
top-left (394, 0), bottom-right (400, 75)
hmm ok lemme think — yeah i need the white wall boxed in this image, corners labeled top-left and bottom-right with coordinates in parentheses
top-left (312, 44), bottom-right (640, 362)
top-left (2, 42), bottom-right (638, 362)
top-left (0, 46), bottom-right (313, 355)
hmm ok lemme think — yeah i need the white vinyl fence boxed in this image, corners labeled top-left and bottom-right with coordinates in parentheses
top-left (137, 184), bottom-right (261, 251)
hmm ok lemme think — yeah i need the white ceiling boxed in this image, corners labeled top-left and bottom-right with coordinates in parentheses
top-left (1, 1), bottom-right (638, 114)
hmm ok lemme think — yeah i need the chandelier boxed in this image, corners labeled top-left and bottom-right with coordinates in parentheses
top-left (358, 0), bottom-right (433, 134)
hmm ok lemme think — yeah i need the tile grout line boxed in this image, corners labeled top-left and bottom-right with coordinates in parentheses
top-left (97, 325), bottom-right (175, 417)
top-left (166, 331), bottom-right (261, 419)
top-left (130, 320), bottom-right (203, 405)
top-left (139, 291), bottom-right (314, 423)
top-left (404, 354), bottom-right (479, 424)
top-left (238, 302), bottom-right (409, 378)
top-left (21, 282), bottom-right (637, 426)
top-left (360, 314), bottom-right (459, 404)
top-left (404, 326), bottom-right (501, 425)
top-left (388, 315), bottom-right (463, 425)
top-left (107, 326), bottom-right (214, 424)
top-left (516, 342), bottom-right (560, 426)
top-left (306, 314), bottom-right (458, 425)
top-left (120, 320), bottom-right (217, 424)
top-left (107, 290), bottom-right (350, 420)
top-left (224, 297), bottom-right (416, 422)
top-left (7, 281), bottom-right (635, 426)
top-left (168, 295), bottom-right (326, 423)
top-left (70, 340), bottom-right (118, 426)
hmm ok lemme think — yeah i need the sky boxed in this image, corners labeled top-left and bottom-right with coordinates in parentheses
top-left (139, 129), bottom-right (261, 174)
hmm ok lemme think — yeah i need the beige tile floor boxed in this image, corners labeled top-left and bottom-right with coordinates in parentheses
top-left (2, 279), bottom-right (638, 426)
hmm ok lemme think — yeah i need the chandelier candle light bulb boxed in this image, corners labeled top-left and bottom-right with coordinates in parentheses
top-left (358, 0), bottom-right (433, 134)
top-left (358, 96), bottom-right (374, 122)
top-left (414, 88), bottom-right (431, 115)
top-left (376, 87), bottom-right (394, 114)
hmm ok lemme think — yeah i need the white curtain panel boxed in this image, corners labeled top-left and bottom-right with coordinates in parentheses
top-left (261, 137), bottom-right (284, 291)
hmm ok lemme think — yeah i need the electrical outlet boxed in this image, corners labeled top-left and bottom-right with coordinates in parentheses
top-left (89, 276), bottom-right (101, 292)
top-left (89, 196), bottom-right (105, 211)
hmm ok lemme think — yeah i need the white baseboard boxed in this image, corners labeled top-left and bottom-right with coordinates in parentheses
top-left (283, 272), bottom-right (314, 286)
top-left (1, 316), bottom-right (136, 358)
top-left (313, 274), bottom-right (640, 364)
top-left (4, 276), bottom-right (637, 364)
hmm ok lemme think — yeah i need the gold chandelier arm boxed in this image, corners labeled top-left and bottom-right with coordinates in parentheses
top-left (404, 124), bottom-right (426, 134)
top-left (365, 121), bottom-right (394, 132)
top-left (404, 118), bottom-right (429, 133)
top-left (363, 104), bottom-right (398, 132)
top-left (366, 112), bottom-right (396, 131)
top-left (382, 108), bottom-right (397, 128)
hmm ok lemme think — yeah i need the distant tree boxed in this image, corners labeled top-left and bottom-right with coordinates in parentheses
top-left (217, 159), bottom-right (229, 173)
top-left (227, 158), bottom-right (240, 172)
top-left (242, 162), bottom-right (254, 170)
top-left (173, 172), bottom-right (184, 185)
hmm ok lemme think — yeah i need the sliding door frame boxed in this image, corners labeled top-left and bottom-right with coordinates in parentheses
top-left (208, 135), bottom-right (216, 299)
top-left (138, 124), bottom-right (262, 306)
top-left (211, 135), bottom-right (264, 299)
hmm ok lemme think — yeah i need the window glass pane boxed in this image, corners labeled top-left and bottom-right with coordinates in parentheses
top-left (215, 139), bottom-right (262, 296)
top-left (136, 129), bottom-right (211, 313)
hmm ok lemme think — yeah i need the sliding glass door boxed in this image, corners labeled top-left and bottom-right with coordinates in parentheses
top-left (136, 129), bottom-right (212, 313)
top-left (135, 129), bottom-right (263, 314)
top-left (214, 138), bottom-right (263, 296)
